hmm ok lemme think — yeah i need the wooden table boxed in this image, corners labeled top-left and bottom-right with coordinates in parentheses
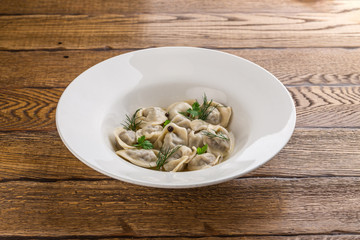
top-left (1, 0), bottom-right (360, 239)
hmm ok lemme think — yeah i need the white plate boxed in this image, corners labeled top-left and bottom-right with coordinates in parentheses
top-left (56, 47), bottom-right (296, 188)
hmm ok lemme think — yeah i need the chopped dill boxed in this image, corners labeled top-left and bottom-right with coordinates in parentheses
top-left (122, 108), bottom-right (142, 131)
top-left (202, 130), bottom-right (229, 141)
top-left (156, 146), bottom-right (181, 169)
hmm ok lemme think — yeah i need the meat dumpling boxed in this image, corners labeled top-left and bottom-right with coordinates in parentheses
top-left (205, 107), bottom-right (221, 125)
top-left (216, 102), bottom-right (232, 128)
top-left (171, 114), bottom-right (191, 129)
top-left (163, 146), bottom-right (196, 172)
top-left (190, 119), bottom-right (209, 132)
top-left (203, 125), bottom-right (233, 157)
top-left (187, 152), bottom-right (221, 171)
top-left (116, 149), bottom-right (159, 168)
top-left (136, 107), bottom-right (167, 127)
top-left (166, 102), bottom-right (191, 120)
top-left (135, 124), bottom-right (163, 143)
top-left (154, 123), bottom-right (188, 149)
top-left (114, 127), bottom-right (136, 149)
top-left (188, 130), bottom-right (205, 148)
top-left (205, 102), bottom-right (232, 128)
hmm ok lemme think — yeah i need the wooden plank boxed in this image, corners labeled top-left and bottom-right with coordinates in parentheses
top-left (0, 88), bottom-right (61, 131)
top-left (1, 177), bottom-right (360, 236)
top-left (1, 86), bottom-right (359, 131)
top-left (60, 236), bottom-right (360, 240)
top-left (1, 11), bottom-right (360, 50)
top-left (290, 86), bottom-right (360, 128)
top-left (0, 131), bottom-right (104, 180)
top-left (0, 0), bottom-right (358, 15)
top-left (1, 48), bottom-right (360, 89)
top-left (0, 129), bottom-right (359, 180)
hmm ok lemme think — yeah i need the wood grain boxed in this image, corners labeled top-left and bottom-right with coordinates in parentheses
top-left (1, 86), bottom-right (359, 131)
top-left (290, 86), bottom-right (360, 128)
top-left (1, 48), bottom-right (360, 89)
top-left (1, 0), bottom-right (359, 15)
top-left (66, 236), bottom-right (360, 240)
top-left (1, 178), bottom-right (360, 236)
top-left (0, 88), bottom-right (61, 131)
top-left (0, 129), bottom-right (359, 180)
top-left (60, 236), bottom-right (360, 240)
top-left (1, 10), bottom-right (360, 50)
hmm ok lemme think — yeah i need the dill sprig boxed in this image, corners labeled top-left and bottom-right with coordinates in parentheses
top-left (180, 94), bottom-right (217, 120)
top-left (198, 94), bottom-right (217, 120)
top-left (122, 108), bottom-right (142, 131)
top-left (202, 130), bottom-right (229, 141)
top-left (156, 145), bottom-right (181, 170)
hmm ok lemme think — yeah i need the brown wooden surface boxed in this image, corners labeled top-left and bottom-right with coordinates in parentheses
top-left (1, 0), bottom-right (360, 239)
top-left (1, 48), bottom-right (360, 88)
top-left (1, 178), bottom-right (360, 237)
top-left (1, 0), bottom-right (359, 14)
top-left (2, 11), bottom-right (360, 50)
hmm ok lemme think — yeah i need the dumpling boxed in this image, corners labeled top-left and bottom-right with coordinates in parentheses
top-left (205, 102), bottom-right (232, 127)
top-left (171, 114), bottom-right (191, 129)
top-left (114, 127), bottom-right (136, 149)
top-left (154, 123), bottom-right (188, 149)
top-left (116, 149), bottom-right (159, 168)
top-left (216, 102), bottom-right (232, 127)
top-left (190, 119), bottom-right (209, 132)
top-left (205, 107), bottom-right (221, 125)
top-left (135, 124), bottom-right (163, 143)
top-left (163, 146), bottom-right (196, 172)
top-left (188, 130), bottom-right (205, 148)
top-left (187, 152), bottom-right (221, 171)
top-left (136, 107), bottom-right (167, 127)
top-left (203, 125), bottom-right (233, 157)
top-left (166, 102), bottom-right (191, 120)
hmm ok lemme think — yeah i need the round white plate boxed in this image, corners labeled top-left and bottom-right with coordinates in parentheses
top-left (56, 47), bottom-right (296, 188)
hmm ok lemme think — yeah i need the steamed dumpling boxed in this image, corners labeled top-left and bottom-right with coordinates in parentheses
top-left (188, 130), bottom-right (205, 148)
top-left (205, 107), bottom-right (221, 125)
top-left (136, 107), bottom-right (167, 127)
top-left (154, 123), bottom-right (188, 149)
top-left (190, 119), bottom-right (209, 132)
top-left (116, 149), bottom-right (159, 168)
top-left (163, 146), bottom-right (195, 172)
top-left (166, 102), bottom-right (191, 120)
top-left (205, 102), bottom-right (232, 127)
top-left (136, 124), bottom-right (163, 143)
top-left (114, 127), bottom-right (136, 149)
top-left (203, 125), bottom-right (233, 157)
top-left (187, 153), bottom-right (221, 171)
top-left (114, 96), bottom-right (234, 172)
top-left (171, 114), bottom-right (191, 129)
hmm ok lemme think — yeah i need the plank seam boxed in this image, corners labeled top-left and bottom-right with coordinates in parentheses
top-left (1, 126), bottom-right (360, 133)
top-left (1, 232), bottom-right (360, 239)
top-left (1, 176), bottom-right (360, 183)
top-left (0, 46), bottom-right (359, 52)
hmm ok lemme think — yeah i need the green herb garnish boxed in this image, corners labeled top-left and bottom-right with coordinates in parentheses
top-left (202, 130), bottom-right (229, 141)
top-left (122, 108), bottom-right (142, 131)
top-left (198, 94), bottom-right (217, 120)
top-left (156, 146), bottom-right (181, 169)
top-left (187, 101), bottom-right (200, 118)
top-left (133, 135), bottom-right (153, 149)
top-left (196, 144), bottom-right (208, 155)
top-left (180, 94), bottom-right (217, 120)
top-left (163, 119), bottom-right (171, 127)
